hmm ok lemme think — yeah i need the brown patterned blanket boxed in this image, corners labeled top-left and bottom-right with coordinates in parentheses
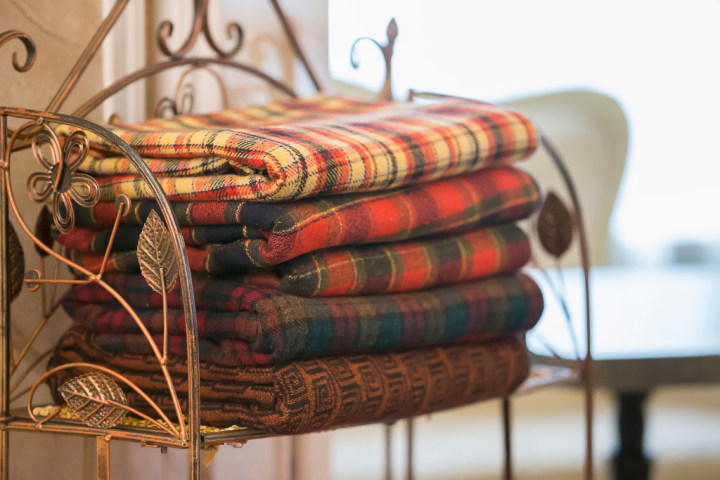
top-left (50, 327), bottom-right (529, 433)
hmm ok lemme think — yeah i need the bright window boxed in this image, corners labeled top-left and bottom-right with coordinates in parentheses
top-left (329, 0), bottom-right (720, 264)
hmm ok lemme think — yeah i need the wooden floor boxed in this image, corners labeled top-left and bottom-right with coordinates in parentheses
top-left (331, 385), bottom-right (720, 479)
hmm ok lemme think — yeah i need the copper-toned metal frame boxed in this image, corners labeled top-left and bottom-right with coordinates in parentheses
top-left (1, 5), bottom-right (593, 480)
top-left (0, 2), bottom-right (320, 479)
top-left (340, 18), bottom-right (593, 480)
top-left (399, 92), bottom-right (593, 480)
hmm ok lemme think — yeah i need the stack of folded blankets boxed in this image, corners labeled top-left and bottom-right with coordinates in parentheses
top-left (51, 96), bottom-right (544, 434)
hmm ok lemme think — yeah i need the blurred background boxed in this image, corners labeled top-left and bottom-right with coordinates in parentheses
top-left (329, 0), bottom-right (720, 266)
top-left (326, 1), bottom-right (720, 479)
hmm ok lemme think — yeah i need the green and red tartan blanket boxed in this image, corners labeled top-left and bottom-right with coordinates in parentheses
top-left (61, 272), bottom-right (543, 366)
top-left (51, 327), bottom-right (529, 432)
top-left (62, 166), bottom-right (540, 271)
top-left (61, 96), bottom-right (537, 202)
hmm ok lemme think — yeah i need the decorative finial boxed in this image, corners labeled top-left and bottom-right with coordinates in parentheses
top-left (350, 18), bottom-right (398, 101)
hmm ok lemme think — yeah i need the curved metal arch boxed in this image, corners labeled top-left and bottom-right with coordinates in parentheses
top-left (268, 0), bottom-right (323, 93)
top-left (73, 57), bottom-right (298, 119)
top-left (539, 133), bottom-right (593, 479)
top-left (0, 107), bottom-right (201, 470)
top-left (28, 363), bottom-right (180, 438)
top-left (5, 122), bottom-right (187, 438)
top-left (406, 89), bottom-right (593, 480)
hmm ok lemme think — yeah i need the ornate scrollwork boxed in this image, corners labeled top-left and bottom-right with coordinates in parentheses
top-left (154, 84), bottom-right (195, 118)
top-left (3, 111), bottom-right (192, 440)
top-left (0, 30), bottom-right (37, 72)
top-left (26, 126), bottom-right (99, 234)
top-left (153, 66), bottom-right (229, 118)
top-left (157, 0), bottom-right (243, 59)
top-left (350, 18), bottom-right (398, 101)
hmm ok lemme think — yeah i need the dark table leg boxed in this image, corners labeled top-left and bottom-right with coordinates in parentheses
top-left (612, 391), bottom-right (651, 480)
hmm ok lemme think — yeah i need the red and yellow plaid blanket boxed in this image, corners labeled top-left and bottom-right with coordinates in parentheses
top-left (77, 96), bottom-right (392, 176)
top-left (65, 96), bottom-right (537, 201)
top-left (51, 327), bottom-right (530, 432)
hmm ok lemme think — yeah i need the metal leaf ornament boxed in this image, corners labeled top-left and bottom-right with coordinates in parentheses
top-left (537, 191), bottom-right (574, 258)
top-left (58, 373), bottom-right (128, 428)
top-left (33, 206), bottom-right (54, 257)
top-left (137, 210), bottom-right (178, 294)
top-left (8, 222), bottom-right (25, 302)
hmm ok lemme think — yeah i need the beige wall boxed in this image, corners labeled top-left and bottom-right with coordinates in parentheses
top-left (1, 0), bottom-right (330, 478)
top-left (2, 1), bottom-right (104, 478)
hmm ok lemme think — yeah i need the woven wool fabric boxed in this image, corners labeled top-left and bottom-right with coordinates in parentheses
top-left (65, 97), bottom-right (537, 202)
top-left (60, 224), bottom-right (261, 251)
top-left (91, 96), bottom-right (393, 136)
top-left (58, 224), bottom-right (531, 295)
top-left (65, 166), bottom-right (539, 270)
top-left (50, 327), bottom-right (530, 432)
top-left (78, 96), bottom-right (393, 177)
top-left (61, 272), bottom-right (543, 366)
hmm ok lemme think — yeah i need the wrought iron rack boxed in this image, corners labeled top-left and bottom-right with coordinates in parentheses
top-left (0, 2), bottom-right (593, 479)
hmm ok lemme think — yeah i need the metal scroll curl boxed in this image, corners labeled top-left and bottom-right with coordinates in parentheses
top-left (350, 18), bottom-right (398, 102)
top-left (0, 30), bottom-right (36, 73)
top-left (0, 108), bottom-right (200, 443)
top-left (157, 0), bottom-right (243, 59)
top-left (153, 65), bottom-right (229, 118)
top-left (73, 57), bottom-right (296, 120)
top-left (154, 87), bottom-right (194, 118)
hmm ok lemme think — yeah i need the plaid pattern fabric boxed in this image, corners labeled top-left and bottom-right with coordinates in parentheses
top-left (76, 97), bottom-right (392, 176)
top-left (64, 97), bottom-right (537, 202)
top-left (51, 327), bottom-right (530, 432)
top-left (82, 155), bottom-right (234, 177)
top-left (277, 225), bottom-right (531, 296)
top-left (59, 224), bottom-right (261, 251)
top-left (65, 167), bottom-right (540, 270)
top-left (59, 225), bottom-right (531, 295)
top-left (90, 96), bottom-right (393, 136)
top-left (61, 273), bottom-right (543, 366)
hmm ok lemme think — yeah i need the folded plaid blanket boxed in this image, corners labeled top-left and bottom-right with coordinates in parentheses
top-left (80, 97), bottom-right (393, 177)
top-left (50, 327), bottom-right (530, 432)
top-left (64, 97), bottom-right (537, 202)
top-left (64, 167), bottom-right (539, 270)
top-left (61, 273), bottom-right (543, 366)
top-left (60, 225), bottom-right (530, 294)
